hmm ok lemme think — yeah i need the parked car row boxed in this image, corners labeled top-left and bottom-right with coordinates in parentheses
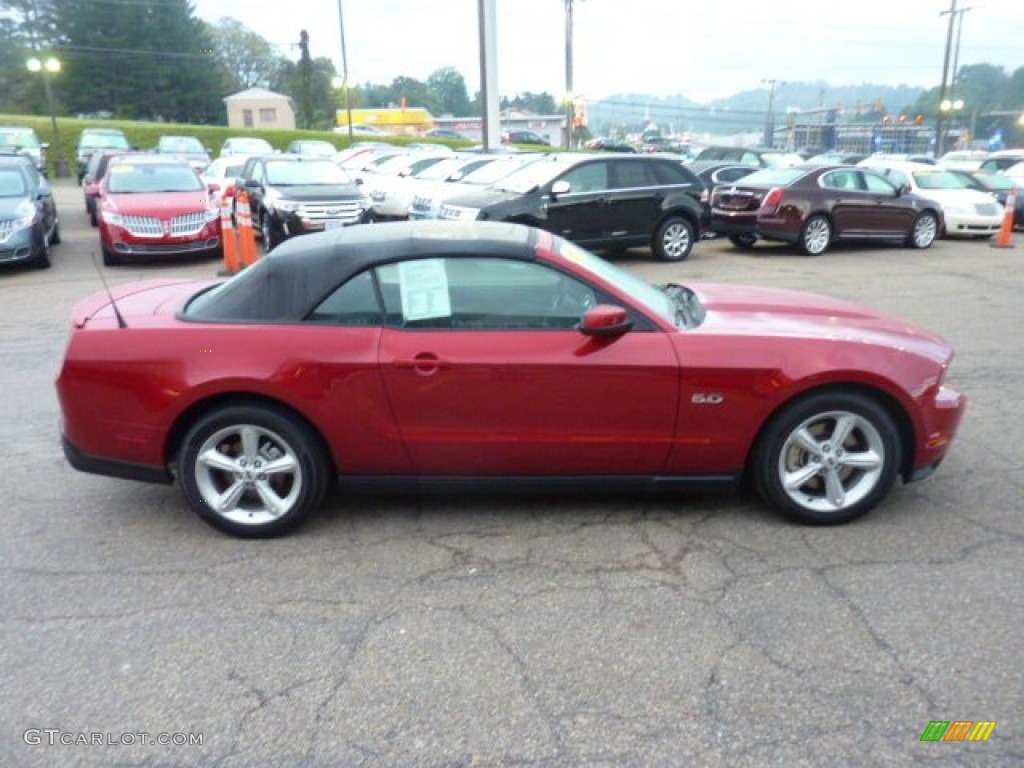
top-left (0, 150), bottom-right (60, 268)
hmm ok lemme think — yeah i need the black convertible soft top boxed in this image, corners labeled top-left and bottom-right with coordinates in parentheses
top-left (183, 220), bottom-right (540, 322)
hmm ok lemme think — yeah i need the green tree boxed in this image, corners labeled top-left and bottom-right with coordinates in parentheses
top-left (270, 56), bottom-right (339, 131)
top-left (48, 0), bottom-right (224, 122)
top-left (426, 67), bottom-right (471, 116)
top-left (210, 18), bottom-right (278, 92)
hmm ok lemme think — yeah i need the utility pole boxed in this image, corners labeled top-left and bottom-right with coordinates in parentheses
top-left (564, 0), bottom-right (574, 149)
top-left (935, 0), bottom-right (958, 157)
top-left (762, 79), bottom-right (783, 147)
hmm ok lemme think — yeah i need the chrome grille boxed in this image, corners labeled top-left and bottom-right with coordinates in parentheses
top-left (170, 211), bottom-right (210, 235)
top-left (0, 219), bottom-right (14, 243)
top-left (975, 203), bottom-right (999, 216)
top-left (298, 200), bottom-right (364, 224)
top-left (120, 215), bottom-right (163, 237)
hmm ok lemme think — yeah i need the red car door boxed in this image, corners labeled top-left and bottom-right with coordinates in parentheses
top-left (376, 257), bottom-right (680, 475)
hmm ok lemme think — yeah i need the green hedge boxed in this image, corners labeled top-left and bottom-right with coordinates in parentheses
top-left (0, 113), bottom-right (473, 178)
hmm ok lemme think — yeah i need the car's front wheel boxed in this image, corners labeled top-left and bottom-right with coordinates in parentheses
top-left (653, 216), bottom-right (695, 261)
top-left (178, 405), bottom-right (329, 538)
top-left (906, 211), bottom-right (938, 249)
top-left (751, 391), bottom-right (901, 525)
top-left (261, 211), bottom-right (281, 251)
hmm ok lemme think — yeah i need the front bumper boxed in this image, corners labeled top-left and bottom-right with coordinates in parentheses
top-left (906, 384), bottom-right (966, 482)
top-left (943, 211), bottom-right (1004, 237)
top-left (0, 223), bottom-right (43, 263)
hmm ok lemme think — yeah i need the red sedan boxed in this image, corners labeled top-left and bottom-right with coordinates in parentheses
top-left (57, 222), bottom-right (965, 537)
top-left (97, 155), bottom-right (221, 266)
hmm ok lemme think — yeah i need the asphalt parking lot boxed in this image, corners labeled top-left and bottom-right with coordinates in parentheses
top-left (2, 181), bottom-right (1022, 767)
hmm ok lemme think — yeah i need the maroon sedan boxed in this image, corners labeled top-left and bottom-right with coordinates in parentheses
top-left (97, 156), bottom-right (221, 266)
top-left (57, 222), bottom-right (965, 537)
top-left (710, 165), bottom-right (944, 255)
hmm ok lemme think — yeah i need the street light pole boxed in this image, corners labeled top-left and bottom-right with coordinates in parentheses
top-left (336, 0), bottom-right (353, 142)
top-left (935, 0), bottom-right (959, 158)
top-left (27, 57), bottom-right (68, 178)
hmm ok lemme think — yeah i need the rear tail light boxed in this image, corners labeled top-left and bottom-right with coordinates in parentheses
top-left (761, 187), bottom-right (784, 212)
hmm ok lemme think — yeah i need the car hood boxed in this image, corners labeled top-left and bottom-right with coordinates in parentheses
top-left (268, 184), bottom-right (364, 201)
top-left (105, 191), bottom-right (212, 216)
top-left (690, 282), bottom-right (952, 363)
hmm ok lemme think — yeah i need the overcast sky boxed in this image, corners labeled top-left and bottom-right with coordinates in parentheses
top-left (192, 0), bottom-right (1024, 104)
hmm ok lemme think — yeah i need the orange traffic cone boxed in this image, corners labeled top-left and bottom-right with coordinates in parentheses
top-left (216, 191), bottom-right (241, 276)
top-left (991, 188), bottom-right (1017, 250)
top-left (236, 189), bottom-right (258, 267)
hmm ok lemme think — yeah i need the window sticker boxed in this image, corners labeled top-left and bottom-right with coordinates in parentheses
top-left (398, 259), bottom-right (451, 321)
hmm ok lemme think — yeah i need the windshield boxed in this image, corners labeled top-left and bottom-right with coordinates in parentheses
top-left (228, 138), bottom-right (273, 153)
top-left (106, 163), bottom-right (203, 193)
top-left (913, 170), bottom-right (970, 189)
top-left (0, 130), bottom-right (39, 149)
top-left (760, 152), bottom-right (803, 168)
top-left (81, 133), bottom-right (130, 150)
top-left (463, 156), bottom-right (536, 185)
top-left (0, 169), bottom-right (28, 197)
top-left (974, 173), bottom-right (1014, 190)
top-left (414, 156), bottom-right (470, 181)
top-left (735, 167), bottom-right (807, 186)
top-left (158, 137), bottom-right (205, 154)
top-left (265, 160), bottom-right (352, 185)
top-left (492, 156), bottom-right (578, 193)
top-left (551, 238), bottom-right (681, 326)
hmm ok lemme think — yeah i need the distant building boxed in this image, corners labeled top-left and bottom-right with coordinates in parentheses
top-left (433, 111), bottom-right (565, 145)
top-left (336, 107), bottom-right (434, 136)
top-left (224, 88), bottom-right (296, 131)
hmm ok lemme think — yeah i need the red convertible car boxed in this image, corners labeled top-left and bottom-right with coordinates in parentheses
top-left (56, 222), bottom-right (965, 537)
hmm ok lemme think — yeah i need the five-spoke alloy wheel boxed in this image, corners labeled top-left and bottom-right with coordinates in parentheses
top-left (752, 392), bottom-right (901, 525)
top-left (179, 405), bottom-right (328, 537)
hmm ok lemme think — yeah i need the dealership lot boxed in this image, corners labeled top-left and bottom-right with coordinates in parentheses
top-left (2, 182), bottom-right (1022, 766)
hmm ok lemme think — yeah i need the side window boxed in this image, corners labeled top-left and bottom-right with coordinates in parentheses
top-left (306, 271), bottom-right (382, 325)
top-left (251, 161), bottom-right (265, 184)
top-left (740, 151), bottom-right (759, 164)
top-left (884, 169), bottom-right (909, 187)
top-left (560, 162), bottom-right (608, 194)
top-left (649, 161), bottom-right (696, 187)
top-left (862, 171), bottom-right (896, 194)
top-left (718, 167), bottom-right (754, 183)
top-left (611, 160), bottom-right (659, 189)
top-left (376, 257), bottom-right (598, 330)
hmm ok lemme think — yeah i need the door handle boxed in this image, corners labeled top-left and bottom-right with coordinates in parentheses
top-left (393, 353), bottom-right (448, 375)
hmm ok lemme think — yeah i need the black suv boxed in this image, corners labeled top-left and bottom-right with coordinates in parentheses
top-left (437, 153), bottom-right (704, 261)
top-left (238, 155), bottom-right (373, 250)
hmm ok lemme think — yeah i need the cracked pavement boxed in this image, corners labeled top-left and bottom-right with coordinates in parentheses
top-left (1, 183), bottom-right (1021, 766)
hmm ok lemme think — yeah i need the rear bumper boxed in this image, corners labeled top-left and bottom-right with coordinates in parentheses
top-left (62, 434), bottom-right (173, 485)
top-left (710, 211), bottom-right (799, 243)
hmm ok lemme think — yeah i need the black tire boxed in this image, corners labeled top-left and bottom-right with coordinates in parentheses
top-left (89, 209), bottom-right (98, 228)
top-left (177, 405), bottom-right (329, 538)
top-left (905, 211), bottom-right (938, 249)
top-left (728, 234), bottom-right (758, 249)
top-left (30, 236), bottom-right (51, 269)
top-left (101, 246), bottom-right (120, 266)
top-left (652, 216), bottom-right (695, 262)
top-left (50, 220), bottom-right (61, 245)
top-left (798, 215), bottom-right (831, 256)
top-left (261, 211), bottom-right (281, 252)
top-left (751, 391), bottom-right (901, 526)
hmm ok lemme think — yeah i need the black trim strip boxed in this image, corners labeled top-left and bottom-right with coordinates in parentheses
top-left (62, 436), bottom-right (173, 485)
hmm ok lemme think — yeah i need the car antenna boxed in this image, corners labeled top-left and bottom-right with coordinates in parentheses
top-left (88, 250), bottom-right (128, 329)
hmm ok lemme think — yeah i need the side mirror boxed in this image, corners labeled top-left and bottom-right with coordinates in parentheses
top-left (551, 179), bottom-right (571, 197)
top-left (579, 305), bottom-right (632, 337)
top-left (897, 183), bottom-right (910, 196)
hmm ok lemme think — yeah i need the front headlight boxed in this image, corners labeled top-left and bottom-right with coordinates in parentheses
top-left (203, 207), bottom-right (220, 223)
top-left (14, 200), bottom-right (38, 229)
top-left (264, 189), bottom-right (299, 213)
top-left (438, 204), bottom-right (480, 221)
top-left (101, 210), bottom-right (124, 227)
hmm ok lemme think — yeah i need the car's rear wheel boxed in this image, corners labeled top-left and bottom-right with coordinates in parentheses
top-left (728, 234), bottom-right (758, 249)
top-left (30, 233), bottom-right (51, 269)
top-left (51, 220), bottom-right (61, 245)
top-left (751, 391), bottom-right (901, 525)
top-left (178, 405), bottom-right (329, 538)
top-left (906, 211), bottom-right (938, 249)
top-left (798, 215), bottom-right (832, 256)
top-left (652, 216), bottom-right (695, 261)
